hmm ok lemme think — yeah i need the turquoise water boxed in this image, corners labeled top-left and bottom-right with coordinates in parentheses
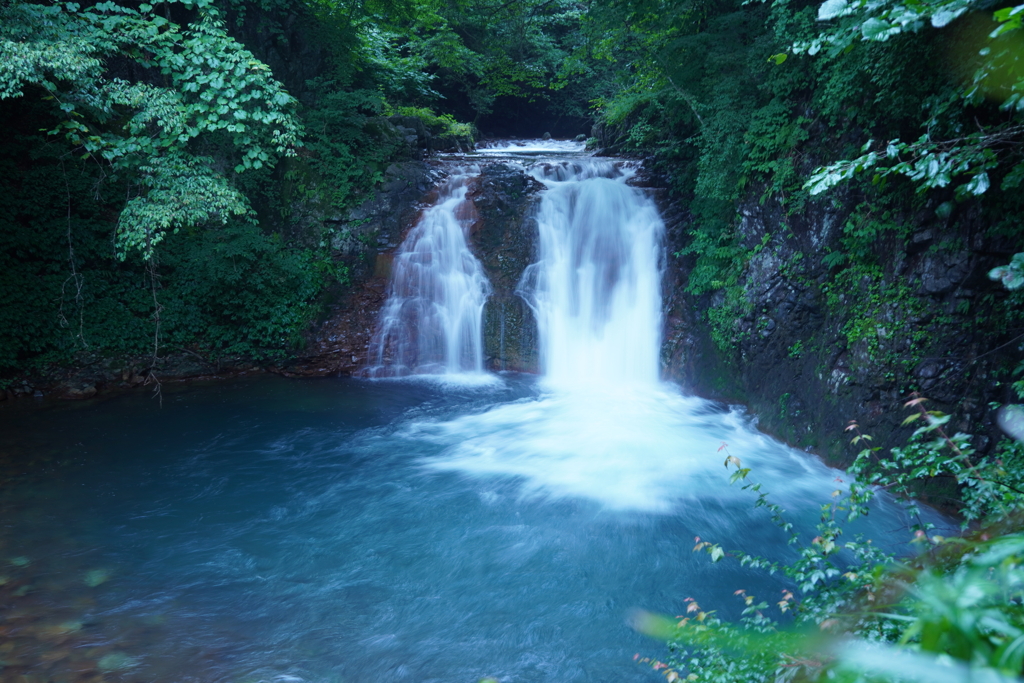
top-left (0, 375), bottom-right (940, 683)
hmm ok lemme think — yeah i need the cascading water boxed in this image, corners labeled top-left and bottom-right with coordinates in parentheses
top-left (518, 160), bottom-right (664, 389)
top-left (364, 170), bottom-right (492, 377)
top-left (418, 151), bottom-right (707, 511)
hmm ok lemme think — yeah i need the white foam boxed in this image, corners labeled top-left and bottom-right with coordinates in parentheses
top-left (519, 160), bottom-right (664, 390)
top-left (475, 140), bottom-right (587, 155)
top-left (414, 384), bottom-right (839, 513)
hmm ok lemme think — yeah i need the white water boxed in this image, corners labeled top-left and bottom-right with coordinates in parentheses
top-left (475, 139), bottom-right (587, 156)
top-left (364, 170), bottom-right (492, 378)
top-left (419, 156), bottom-right (845, 512)
top-left (519, 160), bottom-right (663, 389)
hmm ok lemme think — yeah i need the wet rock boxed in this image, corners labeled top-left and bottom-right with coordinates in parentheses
top-left (468, 163), bottom-right (546, 372)
top-left (908, 228), bottom-right (936, 253)
top-left (325, 161), bottom-right (433, 278)
top-left (920, 250), bottom-right (971, 294)
top-left (661, 179), bottom-right (1017, 465)
top-left (388, 115), bottom-right (430, 150)
top-left (96, 653), bottom-right (136, 672)
top-left (57, 384), bottom-right (96, 401)
top-left (277, 163), bottom-right (435, 377)
top-left (915, 361), bottom-right (943, 379)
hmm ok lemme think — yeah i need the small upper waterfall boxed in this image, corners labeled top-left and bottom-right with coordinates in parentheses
top-left (518, 160), bottom-right (665, 389)
top-left (364, 170), bottom-right (492, 377)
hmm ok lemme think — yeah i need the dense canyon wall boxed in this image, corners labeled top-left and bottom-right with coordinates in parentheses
top-left (658, 183), bottom-right (1021, 464)
top-left (8, 137), bottom-right (1017, 472)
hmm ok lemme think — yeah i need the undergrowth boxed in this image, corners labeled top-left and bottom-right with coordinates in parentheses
top-left (635, 397), bottom-right (1024, 683)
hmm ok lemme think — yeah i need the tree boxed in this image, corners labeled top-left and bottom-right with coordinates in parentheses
top-left (0, 0), bottom-right (303, 259)
top-left (800, 0), bottom-right (1024, 198)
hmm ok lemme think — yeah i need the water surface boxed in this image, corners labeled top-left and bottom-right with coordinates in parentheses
top-left (0, 375), bottom-right (933, 683)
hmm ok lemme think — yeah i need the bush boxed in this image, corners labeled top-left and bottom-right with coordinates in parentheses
top-left (635, 399), bottom-right (1024, 683)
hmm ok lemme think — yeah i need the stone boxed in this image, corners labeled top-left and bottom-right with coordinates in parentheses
top-left (467, 163), bottom-right (545, 372)
top-left (915, 361), bottom-right (942, 379)
top-left (59, 384), bottom-right (96, 401)
top-left (96, 653), bottom-right (136, 672)
top-left (920, 250), bottom-right (971, 295)
top-left (82, 569), bottom-right (109, 588)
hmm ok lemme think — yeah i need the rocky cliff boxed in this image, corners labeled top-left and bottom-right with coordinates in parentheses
top-left (659, 182), bottom-right (1022, 464)
top-left (469, 164), bottom-right (544, 373)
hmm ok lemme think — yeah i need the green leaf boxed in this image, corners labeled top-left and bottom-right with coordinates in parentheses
top-left (966, 171), bottom-right (990, 195)
top-left (818, 0), bottom-right (849, 19)
top-left (861, 17), bottom-right (897, 40)
top-left (931, 8), bottom-right (965, 27)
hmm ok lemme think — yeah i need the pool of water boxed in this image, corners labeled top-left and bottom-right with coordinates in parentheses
top-left (0, 375), bottom-right (936, 683)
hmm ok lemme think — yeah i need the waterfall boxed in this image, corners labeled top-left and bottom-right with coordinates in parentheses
top-left (364, 170), bottom-right (492, 377)
top-left (518, 160), bottom-right (664, 389)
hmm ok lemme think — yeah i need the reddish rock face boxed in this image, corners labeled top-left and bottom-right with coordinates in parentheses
top-left (280, 277), bottom-right (391, 377)
top-left (468, 163), bottom-right (545, 373)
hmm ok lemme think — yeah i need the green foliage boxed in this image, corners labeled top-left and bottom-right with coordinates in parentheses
top-left (118, 153), bottom-right (252, 258)
top-left (823, 262), bottom-right (928, 376)
top-left (0, 0), bottom-right (303, 260)
top-left (295, 80), bottom-right (405, 212)
top-left (705, 286), bottom-right (753, 353)
top-left (158, 220), bottom-right (326, 357)
top-left (639, 404), bottom-right (1024, 683)
top-left (859, 400), bottom-right (1024, 525)
top-left (990, 252), bottom-right (1024, 291)
top-left (0, 0), bottom-right (465, 373)
top-left (805, 134), bottom-right (1002, 199)
top-left (797, 0), bottom-right (1024, 198)
top-left (0, 97), bottom-right (333, 370)
top-left (392, 105), bottom-right (474, 138)
top-left (431, 0), bottom-right (587, 117)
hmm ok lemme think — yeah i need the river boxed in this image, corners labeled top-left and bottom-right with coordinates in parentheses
top-left (0, 140), bottom-right (942, 683)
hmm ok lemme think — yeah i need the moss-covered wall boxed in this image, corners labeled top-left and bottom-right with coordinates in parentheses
top-left (658, 178), bottom-right (1022, 465)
